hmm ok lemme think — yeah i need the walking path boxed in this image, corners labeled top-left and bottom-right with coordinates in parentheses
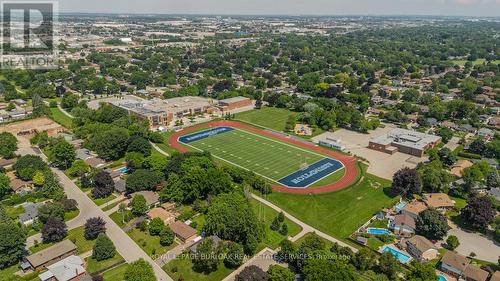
top-left (57, 104), bottom-right (74, 119)
top-left (251, 194), bottom-right (357, 252)
top-left (151, 142), bottom-right (170, 157)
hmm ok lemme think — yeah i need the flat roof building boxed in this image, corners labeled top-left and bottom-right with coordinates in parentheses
top-left (369, 128), bottom-right (441, 157)
top-left (109, 96), bottom-right (218, 129)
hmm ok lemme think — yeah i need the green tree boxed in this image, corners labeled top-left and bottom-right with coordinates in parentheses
top-left (67, 160), bottom-right (89, 178)
top-left (0, 174), bottom-right (11, 199)
top-left (49, 139), bottom-right (76, 170)
top-left (159, 228), bottom-right (174, 246)
top-left (90, 127), bottom-right (129, 161)
top-left (92, 233), bottom-right (116, 261)
top-left (124, 259), bottom-right (156, 281)
top-left (126, 169), bottom-right (162, 193)
top-left (131, 195), bottom-right (148, 216)
top-left (461, 196), bottom-right (495, 230)
top-left (224, 242), bottom-right (244, 268)
top-left (38, 202), bottom-right (65, 224)
top-left (0, 222), bottom-right (25, 269)
top-left (203, 192), bottom-right (263, 254)
top-left (267, 265), bottom-right (295, 281)
top-left (127, 136), bottom-right (152, 156)
top-left (32, 171), bottom-right (45, 186)
top-left (148, 218), bottom-right (165, 236)
top-left (303, 250), bottom-right (356, 281)
top-left (0, 132), bottom-right (17, 159)
top-left (416, 208), bottom-right (449, 240)
top-left (192, 237), bottom-right (223, 273)
top-left (13, 155), bottom-right (47, 181)
top-left (407, 262), bottom-right (437, 281)
top-left (446, 235), bottom-right (460, 250)
top-left (353, 247), bottom-right (378, 271)
top-left (60, 92), bottom-right (79, 109)
top-left (378, 252), bottom-right (401, 280)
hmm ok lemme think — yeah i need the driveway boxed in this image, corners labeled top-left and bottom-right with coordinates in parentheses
top-left (444, 228), bottom-right (500, 263)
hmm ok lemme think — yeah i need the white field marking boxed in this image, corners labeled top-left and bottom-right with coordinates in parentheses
top-left (177, 126), bottom-right (347, 186)
top-left (302, 166), bottom-right (345, 188)
top-left (180, 141), bottom-right (284, 185)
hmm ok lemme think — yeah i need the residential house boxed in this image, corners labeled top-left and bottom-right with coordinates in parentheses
top-left (477, 128), bottom-right (495, 140)
top-left (490, 271), bottom-right (500, 281)
top-left (488, 188), bottom-right (500, 201)
top-left (405, 235), bottom-right (438, 262)
top-left (19, 202), bottom-right (44, 226)
top-left (147, 208), bottom-right (175, 225)
top-left (190, 236), bottom-right (222, 255)
top-left (450, 160), bottom-right (473, 178)
top-left (0, 158), bottom-right (15, 169)
top-left (114, 178), bottom-right (126, 193)
top-left (38, 255), bottom-right (86, 281)
top-left (423, 193), bottom-right (455, 212)
top-left (463, 265), bottom-right (489, 281)
top-left (75, 149), bottom-right (92, 161)
top-left (131, 191), bottom-right (159, 207)
top-left (7, 171), bottom-right (33, 195)
top-left (169, 220), bottom-right (197, 242)
top-left (440, 251), bottom-right (470, 278)
top-left (402, 201), bottom-right (428, 219)
top-left (26, 240), bottom-right (77, 271)
top-left (161, 202), bottom-right (176, 211)
top-left (389, 214), bottom-right (416, 236)
top-left (84, 157), bottom-right (106, 169)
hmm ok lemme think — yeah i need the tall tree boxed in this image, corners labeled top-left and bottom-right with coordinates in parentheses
top-left (0, 222), bottom-right (25, 269)
top-left (49, 140), bottom-right (76, 170)
top-left (92, 171), bottom-right (114, 198)
top-left (235, 265), bottom-right (267, 281)
top-left (124, 259), bottom-right (156, 281)
top-left (392, 168), bottom-right (422, 198)
top-left (41, 218), bottom-right (67, 243)
top-left (0, 132), bottom-right (17, 159)
top-left (92, 233), bottom-right (116, 261)
top-left (84, 217), bottom-right (107, 240)
top-left (461, 196), bottom-right (495, 230)
top-left (416, 208), bottom-right (449, 240)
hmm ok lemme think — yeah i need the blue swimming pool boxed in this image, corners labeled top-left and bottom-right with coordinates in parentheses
top-left (395, 202), bottom-right (406, 210)
top-left (367, 228), bottom-right (391, 235)
top-left (115, 167), bottom-right (129, 173)
top-left (438, 275), bottom-right (447, 281)
top-left (381, 246), bottom-right (411, 264)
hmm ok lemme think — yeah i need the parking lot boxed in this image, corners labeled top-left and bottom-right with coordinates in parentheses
top-left (312, 124), bottom-right (427, 180)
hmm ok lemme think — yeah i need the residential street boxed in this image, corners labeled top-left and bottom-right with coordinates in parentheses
top-left (22, 148), bottom-right (172, 281)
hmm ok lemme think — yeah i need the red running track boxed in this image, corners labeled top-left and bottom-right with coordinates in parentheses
top-left (169, 121), bottom-right (358, 195)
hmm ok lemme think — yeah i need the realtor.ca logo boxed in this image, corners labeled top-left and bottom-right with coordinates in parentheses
top-left (1, 0), bottom-right (59, 69)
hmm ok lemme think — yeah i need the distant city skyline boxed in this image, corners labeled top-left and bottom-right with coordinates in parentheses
top-left (59, 0), bottom-right (500, 17)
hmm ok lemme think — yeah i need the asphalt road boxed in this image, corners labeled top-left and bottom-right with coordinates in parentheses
top-left (23, 148), bottom-right (172, 281)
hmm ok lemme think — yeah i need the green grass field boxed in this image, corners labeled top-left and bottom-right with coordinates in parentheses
top-left (235, 107), bottom-right (297, 132)
top-left (183, 128), bottom-right (343, 185)
top-left (49, 107), bottom-right (73, 129)
top-left (261, 167), bottom-right (399, 240)
top-left (451, 58), bottom-right (500, 66)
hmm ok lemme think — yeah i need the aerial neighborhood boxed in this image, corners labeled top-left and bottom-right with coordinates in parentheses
top-left (0, 9), bottom-right (499, 281)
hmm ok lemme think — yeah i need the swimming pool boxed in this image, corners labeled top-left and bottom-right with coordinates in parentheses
top-left (367, 228), bottom-right (391, 235)
top-left (114, 167), bottom-right (129, 173)
top-left (381, 246), bottom-right (411, 264)
top-left (395, 202), bottom-right (406, 210)
top-left (438, 275), bottom-right (447, 281)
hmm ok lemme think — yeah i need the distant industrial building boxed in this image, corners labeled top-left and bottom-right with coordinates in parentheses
top-left (369, 128), bottom-right (441, 157)
top-left (218, 96), bottom-right (253, 113)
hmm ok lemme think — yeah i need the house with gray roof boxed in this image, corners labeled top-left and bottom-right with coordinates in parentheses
top-left (19, 202), bottom-right (45, 226)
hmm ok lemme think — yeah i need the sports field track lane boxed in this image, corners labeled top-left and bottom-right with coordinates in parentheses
top-left (170, 121), bottom-right (358, 195)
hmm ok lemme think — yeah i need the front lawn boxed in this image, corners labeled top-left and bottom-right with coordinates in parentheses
top-left (127, 228), bottom-right (178, 256)
top-left (29, 226), bottom-right (95, 254)
top-left (0, 264), bottom-right (39, 281)
top-left (263, 168), bottom-right (398, 241)
top-left (102, 263), bottom-right (128, 281)
top-left (86, 253), bottom-right (125, 274)
top-left (163, 254), bottom-right (233, 281)
top-left (110, 210), bottom-right (132, 228)
top-left (90, 194), bottom-right (117, 206)
top-left (64, 209), bottom-right (80, 221)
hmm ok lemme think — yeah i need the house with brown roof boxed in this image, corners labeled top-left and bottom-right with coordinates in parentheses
top-left (84, 157), bottom-right (106, 169)
top-left (490, 271), bottom-right (500, 281)
top-left (169, 220), bottom-right (197, 242)
top-left (0, 158), bottom-right (15, 169)
top-left (450, 160), bottom-right (473, 178)
top-left (402, 201), bottom-right (428, 219)
top-left (131, 191), bottom-right (159, 207)
top-left (389, 214), bottom-right (416, 236)
top-left (7, 171), bottom-right (33, 195)
top-left (464, 265), bottom-right (489, 281)
top-left (423, 193), bottom-right (455, 211)
top-left (405, 235), bottom-right (438, 262)
top-left (440, 251), bottom-right (470, 278)
top-left (25, 240), bottom-right (77, 271)
top-left (148, 208), bottom-right (175, 225)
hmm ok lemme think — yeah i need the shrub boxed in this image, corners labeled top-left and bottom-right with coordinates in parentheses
top-left (92, 234), bottom-right (116, 261)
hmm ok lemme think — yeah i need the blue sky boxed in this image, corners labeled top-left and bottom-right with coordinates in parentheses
top-left (59, 0), bottom-right (500, 16)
